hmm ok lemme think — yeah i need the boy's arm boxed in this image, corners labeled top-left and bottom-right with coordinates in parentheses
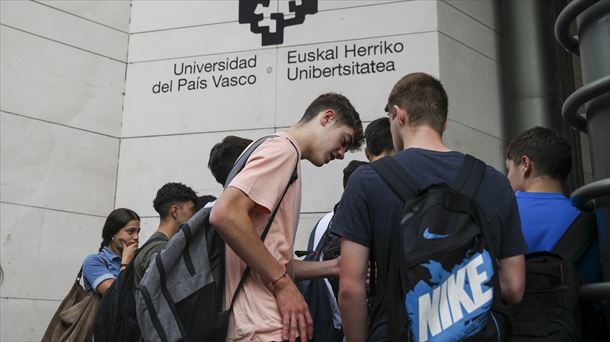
top-left (498, 254), bottom-right (525, 304)
top-left (291, 258), bottom-right (340, 280)
top-left (339, 239), bottom-right (369, 342)
top-left (210, 186), bottom-right (313, 342)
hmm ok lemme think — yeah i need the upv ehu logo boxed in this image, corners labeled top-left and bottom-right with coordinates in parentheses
top-left (239, 0), bottom-right (318, 46)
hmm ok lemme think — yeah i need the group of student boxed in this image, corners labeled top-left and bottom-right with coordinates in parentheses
top-left (80, 72), bottom-right (604, 341)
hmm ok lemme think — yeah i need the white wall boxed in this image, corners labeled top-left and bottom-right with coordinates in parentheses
top-left (1, 1), bottom-right (508, 339)
top-left (120, 0), bottom-right (507, 251)
top-left (120, 0), bottom-right (443, 249)
top-left (438, 0), bottom-right (506, 171)
top-left (0, 1), bottom-right (130, 340)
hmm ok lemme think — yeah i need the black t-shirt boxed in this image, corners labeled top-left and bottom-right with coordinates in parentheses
top-left (331, 148), bottom-right (527, 341)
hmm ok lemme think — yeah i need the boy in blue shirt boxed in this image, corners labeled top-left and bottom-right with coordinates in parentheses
top-left (505, 126), bottom-right (601, 282)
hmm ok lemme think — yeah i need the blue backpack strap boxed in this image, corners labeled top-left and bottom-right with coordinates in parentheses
top-left (371, 156), bottom-right (419, 202)
top-left (450, 154), bottom-right (486, 197)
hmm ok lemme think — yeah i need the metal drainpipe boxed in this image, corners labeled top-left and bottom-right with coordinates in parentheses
top-left (502, 0), bottom-right (585, 192)
top-left (501, 0), bottom-right (564, 138)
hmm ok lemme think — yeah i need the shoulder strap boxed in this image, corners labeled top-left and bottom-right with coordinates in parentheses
top-left (553, 213), bottom-right (596, 261)
top-left (77, 266), bottom-right (83, 282)
top-left (294, 216), bottom-right (325, 258)
top-left (228, 137), bottom-right (300, 311)
top-left (134, 235), bottom-right (168, 259)
top-left (308, 217), bottom-right (324, 252)
top-left (370, 156), bottom-right (419, 202)
top-left (224, 135), bottom-right (277, 188)
top-left (450, 154), bottom-right (486, 197)
top-left (314, 220), bottom-right (333, 255)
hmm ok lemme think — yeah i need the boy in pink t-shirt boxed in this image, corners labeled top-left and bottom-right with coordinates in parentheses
top-left (210, 93), bottom-right (363, 342)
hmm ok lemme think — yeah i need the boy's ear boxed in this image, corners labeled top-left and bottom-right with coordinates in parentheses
top-left (395, 105), bottom-right (407, 126)
top-left (521, 155), bottom-right (532, 177)
top-left (170, 204), bottom-right (179, 220)
top-left (320, 109), bottom-right (336, 126)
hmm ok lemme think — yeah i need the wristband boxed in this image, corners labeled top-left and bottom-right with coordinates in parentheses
top-left (120, 263), bottom-right (128, 268)
top-left (269, 270), bottom-right (288, 288)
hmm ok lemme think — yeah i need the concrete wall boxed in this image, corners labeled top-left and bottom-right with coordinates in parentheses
top-left (0, 1), bottom-right (130, 340)
top-left (438, 0), bottom-right (506, 169)
top-left (0, 1), bottom-right (507, 340)
top-left (120, 0), bottom-right (441, 248)
top-left (120, 0), bottom-right (506, 250)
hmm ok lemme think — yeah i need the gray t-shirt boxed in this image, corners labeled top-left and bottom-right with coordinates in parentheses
top-left (134, 231), bottom-right (169, 284)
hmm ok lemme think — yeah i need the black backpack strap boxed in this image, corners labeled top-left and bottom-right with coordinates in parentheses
top-left (553, 213), bottom-right (596, 261)
top-left (228, 137), bottom-right (300, 311)
top-left (371, 156), bottom-right (419, 202)
top-left (450, 154), bottom-right (486, 197)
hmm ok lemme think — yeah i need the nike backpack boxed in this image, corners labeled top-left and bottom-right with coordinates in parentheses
top-left (372, 154), bottom-right (510, 342)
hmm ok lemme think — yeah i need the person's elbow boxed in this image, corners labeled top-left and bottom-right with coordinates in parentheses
top-left (339, 273), bottom-right (366, 306)
top-left (500, 278), bottom-right (524, 304)
top-left (498, 254), bottom-right (526, 304)
top-left (209, 202), bottom-right (230, 233)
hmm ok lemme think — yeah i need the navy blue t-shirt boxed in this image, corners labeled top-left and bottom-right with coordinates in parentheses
top-left (331, 148), bottom-right (527, 341)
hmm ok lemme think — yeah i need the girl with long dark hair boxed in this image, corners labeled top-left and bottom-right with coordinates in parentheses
top-left (82, 208), bottom-right (140, 295)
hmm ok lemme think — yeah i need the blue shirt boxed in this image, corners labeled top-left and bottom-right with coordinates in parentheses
top-left (515, 191), bottom-right (580, 252)
top-left (82, 246), bottom-right (121, 294)
top-left (516, 191), bottom-right (602, 283)
top-left (332, 149), bottom-right (527, 341)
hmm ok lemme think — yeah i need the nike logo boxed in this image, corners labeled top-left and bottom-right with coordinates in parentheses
top-left (423, 227), bottom-right (449, 239)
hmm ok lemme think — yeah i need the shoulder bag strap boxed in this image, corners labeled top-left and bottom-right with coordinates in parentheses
top-left (228, 137), bottom-right (300, 311)
top-left (370, 156), bottom-right (419, 202)
top-left (553, 213), bottom-right (596, 261)
top-left (224, 135), bottom-right (277, 188)
top-left (450, 154), bottom-right (486, 197)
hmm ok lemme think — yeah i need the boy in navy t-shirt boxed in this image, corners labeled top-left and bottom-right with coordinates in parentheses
top-left (332, 73), bottom-right (527, 341)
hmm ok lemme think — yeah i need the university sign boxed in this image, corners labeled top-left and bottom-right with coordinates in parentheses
top-left (239, 0), bottom-right (318, 46)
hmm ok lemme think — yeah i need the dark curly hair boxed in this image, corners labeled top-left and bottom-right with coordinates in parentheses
top-left (153, 182), bottom-right (198, 218)
top-left (298, 93), bottom-right (364, 151)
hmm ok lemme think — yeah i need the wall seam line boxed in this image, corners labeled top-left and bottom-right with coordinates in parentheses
top-left (30, 0), bottom-right (129, 34)
top-left (0, 110), bottom-right (121, 139)
top-left (0, 23), bottom-right (126, 63)
top-left (440, 0), bottom-right (500, 34)
top-left (0, 201), bottom-right (107, 218)
top-left (438, 30), bottom-right (501, 64)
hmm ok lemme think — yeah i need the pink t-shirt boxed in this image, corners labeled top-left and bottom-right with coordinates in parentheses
top-left (224, 133), bottom-right (302, 341)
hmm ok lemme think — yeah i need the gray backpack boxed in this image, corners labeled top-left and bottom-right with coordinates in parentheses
top-left (135, 135), bottom-right (298, 342)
